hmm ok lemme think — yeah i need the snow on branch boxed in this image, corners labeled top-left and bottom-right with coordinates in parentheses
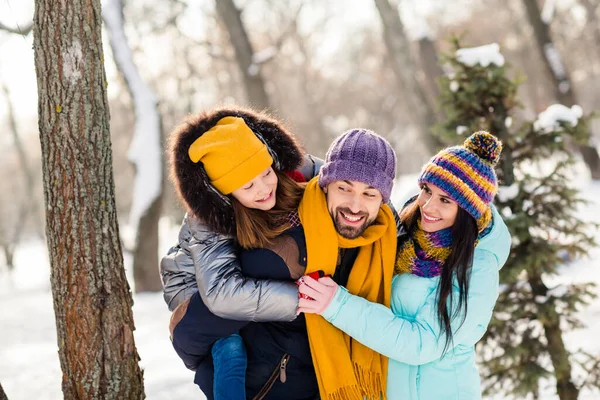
top-left (455, 43), bottom-right (505, 67)
top-left (248, 46), bottom-right (278, 76)
top-left (543, 43), bottom-right (568, 91)
top-left (0, 20), bottom-right (33, 35)
top-left (103, 0), bottom-right (162, 229)
top-left (541, 0), bottom-right (556, 24)
top-left (533, 104), bottom-right (583, 133)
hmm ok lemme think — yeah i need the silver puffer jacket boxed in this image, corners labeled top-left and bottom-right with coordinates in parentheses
top-left (160, 155), bottom-right (323, 322)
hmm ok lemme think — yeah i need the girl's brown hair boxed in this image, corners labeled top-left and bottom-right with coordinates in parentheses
top-left (231, 169), bottom-right (306, 249)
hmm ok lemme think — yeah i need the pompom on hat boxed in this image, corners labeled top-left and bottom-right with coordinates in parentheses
top-left (418, 131), bottom-right (502, 231)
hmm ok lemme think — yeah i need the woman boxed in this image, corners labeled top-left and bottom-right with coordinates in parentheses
top-left (161, 107), bottom-right (321, 400)
top-left (298, 131), bottom-right (511, 399)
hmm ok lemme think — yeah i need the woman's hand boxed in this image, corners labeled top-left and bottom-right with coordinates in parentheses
top-left (297, 275), bottom-right (339, 315)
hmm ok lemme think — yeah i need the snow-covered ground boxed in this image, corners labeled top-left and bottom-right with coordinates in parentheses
top-left (1, 174), bottom-right (599, 400)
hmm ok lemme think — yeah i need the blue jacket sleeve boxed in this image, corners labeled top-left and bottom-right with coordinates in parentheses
top-left (321, 248), bottom-right (501, 365)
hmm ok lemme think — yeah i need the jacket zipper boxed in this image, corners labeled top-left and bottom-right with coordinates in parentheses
top-left (252, 353), bottom-right (291, 400)
top-left (279, 355), bottom-right (289, 383)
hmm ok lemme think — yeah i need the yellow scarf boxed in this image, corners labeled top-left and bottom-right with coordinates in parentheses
top-left (298, 178), bottom-right (397, 400)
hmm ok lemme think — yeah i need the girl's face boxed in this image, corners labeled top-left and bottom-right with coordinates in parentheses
top-left (231, 167), bottom-right (278, 211)
top-left (417, 182), bottom-right (459, 232)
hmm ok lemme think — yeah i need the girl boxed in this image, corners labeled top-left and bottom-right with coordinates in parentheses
top-left (161, 108), bottom-right (320, 399)
top-left (298, 131), bottom-right (511, 399)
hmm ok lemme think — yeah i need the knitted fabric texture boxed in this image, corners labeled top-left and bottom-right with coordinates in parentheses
top-left (318, 129), bottom-right (396, 203)
top-left (418, 131), bottom-right (502, 232)
top-left (187, 116), bottom-right (273, 194)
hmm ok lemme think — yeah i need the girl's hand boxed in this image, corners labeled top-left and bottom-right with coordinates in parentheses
top-left (297, 275), bottom-right (339, 315)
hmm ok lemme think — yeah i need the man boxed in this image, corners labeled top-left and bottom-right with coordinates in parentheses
top-left (161, 123), bottom-right (398, 400)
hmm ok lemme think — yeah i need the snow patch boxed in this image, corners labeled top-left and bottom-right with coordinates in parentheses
top-left (498, 183), bottom-right (519, 202)
top-left (541, 0), bottom-right (556, 24)
top-left (62, 40), bottom-right (83, 84)
top-left (455, 43), bottom-right (505, 68)
top-left (252, 46), bottom-right (277, 65)
top-left (543, 43), bottom-right (567, 80)
top-left (533, 104), bottom-right (583, 133)
top-left (456, 125), bottom-right (468, 135)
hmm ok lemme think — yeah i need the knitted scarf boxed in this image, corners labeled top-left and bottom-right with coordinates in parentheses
top-left (395, 206), bottom-right (494, 277)
top-left (395, 219), bottom-right (453, 277)
top-left (298, 178), bottom-right (397, 400)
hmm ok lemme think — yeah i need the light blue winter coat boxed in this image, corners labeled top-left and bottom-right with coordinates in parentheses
top-left (321, 206), bottom-right (511, 400)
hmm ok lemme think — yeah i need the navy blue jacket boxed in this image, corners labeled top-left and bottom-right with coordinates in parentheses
top-left (173, 224), bottom-right (357, 399)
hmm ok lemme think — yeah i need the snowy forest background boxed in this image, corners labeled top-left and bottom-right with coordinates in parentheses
top-left (1, 0), bottom-right (600, 399)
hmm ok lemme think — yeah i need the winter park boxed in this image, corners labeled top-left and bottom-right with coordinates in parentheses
top-left (1, 0), bottom-right (600, 399)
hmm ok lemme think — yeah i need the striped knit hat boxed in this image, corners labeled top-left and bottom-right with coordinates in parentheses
top-left (418, 131), bottom-right (502, 231)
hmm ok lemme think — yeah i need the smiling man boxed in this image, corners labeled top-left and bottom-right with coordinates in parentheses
top-left (294, 128), bottom-right (399, 399)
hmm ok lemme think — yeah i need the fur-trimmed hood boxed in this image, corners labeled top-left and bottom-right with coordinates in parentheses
top-left (168, 106), bottom-right (305, 236)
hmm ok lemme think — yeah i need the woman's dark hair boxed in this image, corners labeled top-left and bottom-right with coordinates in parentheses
top-left (400, 200), bottom-right (478, 354)
top-left (230, 169), bottom-right (306, 249)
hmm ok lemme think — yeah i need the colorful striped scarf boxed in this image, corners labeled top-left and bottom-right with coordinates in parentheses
top-left (395, 220), bottom-right (453, 277)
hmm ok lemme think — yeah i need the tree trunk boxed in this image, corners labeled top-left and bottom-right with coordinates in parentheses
top-left (103, 0), bottom-right (164, 293)
top-left (133, 195), bottom-right (163, 292)
top-left (0, 381), bottom-right (8, 400)
top-left (373, 0), bottom-right (442, 155)
top-left (2, 85), bottom-right (40, 260)
top-left (32, 1), bottom-right (145, 398)
top-left (2, 244), bottom-right (14, 270)
top-left (529, 275), bottom-right (579, 400)
top-left (215, 0), bottom-right (271, 110)
top-left (417, 36), bottom-right (444, 112)
top-left (522, 0), bottom-right (600, 179)
top-left (579, 0), bottom-right (600, 61)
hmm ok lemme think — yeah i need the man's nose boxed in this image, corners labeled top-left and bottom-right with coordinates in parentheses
top-left (347, 195), bottom-right (362, 213)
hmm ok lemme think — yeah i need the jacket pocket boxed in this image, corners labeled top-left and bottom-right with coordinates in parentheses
top-left (252, 353), bottom-right (291, 400)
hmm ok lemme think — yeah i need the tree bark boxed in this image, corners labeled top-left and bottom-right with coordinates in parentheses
top-left (215, 0), bottom-right (271, 110)
top-left (373, 0), bottom-right (442, 155)
top-left (104, 0), bottom-right (164, 293)
top-left (529, 274), bottom-right (579, 400)
top-left (32, 1), bottom-right (145, 398)
top-left (522, 0), bottom-right (600, 179)
top-left (0, 381), bottom-right (8, 400)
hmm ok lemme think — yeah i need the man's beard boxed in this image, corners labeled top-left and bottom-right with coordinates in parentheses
top-left (332, 207), bottom-right (375, 239)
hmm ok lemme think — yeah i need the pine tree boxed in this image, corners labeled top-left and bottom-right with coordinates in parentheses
top-left (435, 38), bottom-right (599, 400)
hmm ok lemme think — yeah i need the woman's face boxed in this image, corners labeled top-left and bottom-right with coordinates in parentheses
top-left (417, 182), bottom-right (459, 232)
top-left (231, 167), bottom-right (278, 211)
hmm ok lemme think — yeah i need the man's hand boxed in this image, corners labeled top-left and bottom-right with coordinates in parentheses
top-left (296, 275), bottom-right (339, 315)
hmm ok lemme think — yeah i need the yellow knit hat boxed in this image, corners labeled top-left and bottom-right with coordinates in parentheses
top-left (188, 116), bottom-right (273, 194)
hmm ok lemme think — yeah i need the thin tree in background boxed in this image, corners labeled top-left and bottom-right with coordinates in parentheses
top-left (215, 0), bottom-right (271, 109)
top-left (104, 0), bottom-right (164, 293)
top-left (436, 39), bottom-right (600, 400)
top-left (0, 85), bottom-right (38, 269)
top-left (373, 0), bottom-right (442, 154)
top-left (522, 0), bottom-right (600, 179)
top-left (33, 0), bottom-right (144, 398)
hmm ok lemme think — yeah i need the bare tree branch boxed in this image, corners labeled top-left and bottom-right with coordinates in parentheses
top-left (0, 20), bottom-right (33, 36)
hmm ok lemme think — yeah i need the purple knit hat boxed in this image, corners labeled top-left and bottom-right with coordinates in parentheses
top-left (318, 129), bottom-right (396, 202)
